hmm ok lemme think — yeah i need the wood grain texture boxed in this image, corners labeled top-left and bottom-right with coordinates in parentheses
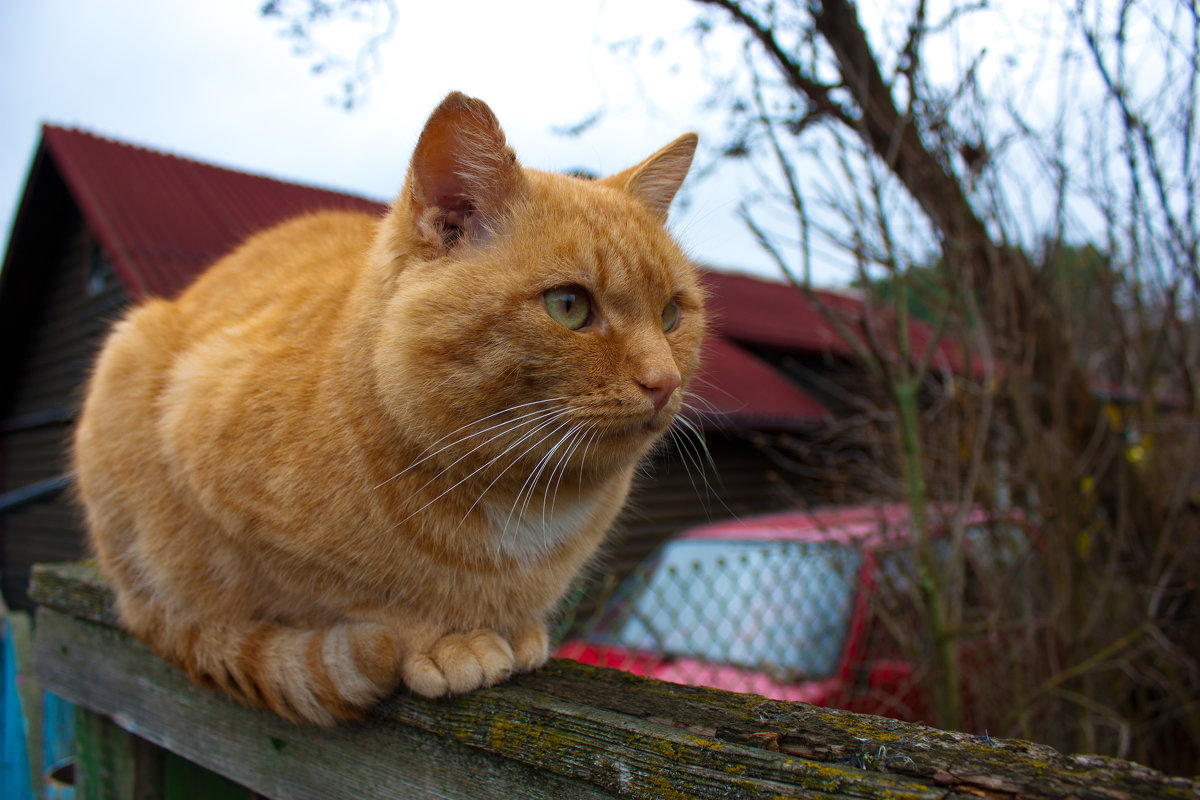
top-left (32, 563), bottom-right (1200, 800)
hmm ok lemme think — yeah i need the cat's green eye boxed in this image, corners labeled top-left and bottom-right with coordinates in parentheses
top-left (661, 298), bottom-right (680, 333)
top-left (544, 286), bottom-right (592, 330)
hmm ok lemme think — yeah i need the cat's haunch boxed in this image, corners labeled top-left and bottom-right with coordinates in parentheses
top-left (73, 91), bottom-right (705, 725)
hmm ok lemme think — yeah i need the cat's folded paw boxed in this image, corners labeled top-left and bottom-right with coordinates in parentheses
top-left (510, 624), bottom-right (550, 672)
top-left (402, 629), bottom-right (515, 698)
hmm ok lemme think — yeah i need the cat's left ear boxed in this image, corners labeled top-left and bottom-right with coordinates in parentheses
top-left (601, 133), bottom-right (698, 222)
top-left (406, 91), bottom-right (522, 252)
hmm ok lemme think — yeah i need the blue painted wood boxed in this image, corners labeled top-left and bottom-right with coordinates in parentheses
top-left (1, 614), bottom-right (34, 800)
top-left (43, 692), bottom-right (76, 799)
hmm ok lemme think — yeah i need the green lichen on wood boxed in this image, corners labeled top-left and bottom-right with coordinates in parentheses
top-left (29, 561), bottom-right (120, 628)
top-left (646, 772), bottom-right (701, 800)
top-left (31, 563), bottom-right (1200, 800)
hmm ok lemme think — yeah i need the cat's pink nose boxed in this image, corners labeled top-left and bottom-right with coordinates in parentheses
top-left (639, 370), bottom-right (681, 413)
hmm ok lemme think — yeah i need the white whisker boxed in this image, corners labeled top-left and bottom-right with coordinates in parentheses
top-left (679, 387), bottom-right (731, 419)
top-left (373, 397), bottom-right (566, 489)
top-left (389, 404), bottom-right (570, 529)
top-left (674, 411), bottom-right (719, 474)
top-left (668, 411), bottom-right (733, 519)
top-left (506, 419), bottom-right (582, 537)
top-left (541, 421), bottom-right (593, 533)
top-left (576, 426), bottom-right (602, 493)
top-left (462, 413), bottom-right (576, 533)
top-left (391, 404), bottom-right (564, 509)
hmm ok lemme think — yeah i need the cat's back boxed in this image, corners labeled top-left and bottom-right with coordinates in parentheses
top-left (75, 209), bottom-right (380, 517)
top-left (80, 208), bottom-right (377, 415)
top-left (173, 209), bottom-right (378, 339)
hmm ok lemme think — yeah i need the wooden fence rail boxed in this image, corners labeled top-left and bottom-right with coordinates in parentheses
top-left (29, 562), bottom-right (1200, 800)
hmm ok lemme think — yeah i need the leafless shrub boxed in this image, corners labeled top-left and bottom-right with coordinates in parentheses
top-left (690, 0), bottom-right (1200, 773)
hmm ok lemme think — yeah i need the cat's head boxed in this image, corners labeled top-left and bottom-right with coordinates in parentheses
top-left (371, 92), bottom-right (705, 487)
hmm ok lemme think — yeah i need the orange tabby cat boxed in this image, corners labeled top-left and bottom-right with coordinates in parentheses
top-left (72, 92), bottom-right (705, 724)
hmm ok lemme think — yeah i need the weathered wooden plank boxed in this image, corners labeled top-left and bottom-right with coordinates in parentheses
top-left (35, 610), bottom-right (621, 800)
top-left (30, 562), bottom-right (119, 627)
top-left (31, 562), bottom-right (1200, 800)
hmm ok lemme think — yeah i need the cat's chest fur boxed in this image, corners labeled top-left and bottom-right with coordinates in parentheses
top-left (485, 492), bottom-right (606, 562)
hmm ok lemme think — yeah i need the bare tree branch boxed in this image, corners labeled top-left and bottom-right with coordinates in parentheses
top-left (692, 0), bottom-right (858, 129)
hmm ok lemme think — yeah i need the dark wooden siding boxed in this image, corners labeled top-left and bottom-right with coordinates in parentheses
top-left (608, 434), bottom-right (802, 575)
top-left (1, 165), bottom-right (131, 611)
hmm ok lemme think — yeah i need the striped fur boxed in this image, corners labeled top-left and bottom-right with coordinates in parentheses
top-left (73, 93), bottom-right (705, 724)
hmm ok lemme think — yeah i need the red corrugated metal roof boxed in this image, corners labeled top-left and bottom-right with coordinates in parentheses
top-left (701, 270), bottom-right (862, 354)
top-left (33, 126), bottom-right (831, 427)
top-left (701, 269), bottom-right (970, 373)
top-left (691, 336), bottom-right (831, 425)
top-left (42, 126), bottom-right (383, 299)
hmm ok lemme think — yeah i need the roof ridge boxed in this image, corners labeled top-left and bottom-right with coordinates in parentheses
top-left (40, 124), bottom-right (384, 206)
top-left (38, 123), bottom-right (384, 298)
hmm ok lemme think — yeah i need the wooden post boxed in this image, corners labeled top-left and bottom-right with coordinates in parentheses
top-left (73, 707), bottom-right (254, 800)
top-left (30, 563), bottom-right (1200, 800)
top-left (73, 708), bottom-right (163, 800)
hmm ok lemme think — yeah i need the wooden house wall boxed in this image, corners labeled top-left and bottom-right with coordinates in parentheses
top-left (607, 434), bottom-right (801, 576)
top-left (1, 169), bottom-right (130, 611)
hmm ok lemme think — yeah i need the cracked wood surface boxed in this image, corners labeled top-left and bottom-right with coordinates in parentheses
top-left (31, 562), bottom-right (1200, 800)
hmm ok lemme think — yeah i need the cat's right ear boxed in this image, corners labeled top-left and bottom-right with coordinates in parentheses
top-left (405, 92), bottom-right (521, 252)
top-left (600, 133), bottom-right (698, 222)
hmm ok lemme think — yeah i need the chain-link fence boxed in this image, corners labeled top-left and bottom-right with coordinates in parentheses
top-left (556, 507), bottom-right (1039, 727)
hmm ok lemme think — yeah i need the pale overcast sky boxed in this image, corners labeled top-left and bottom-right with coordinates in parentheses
top-left (1, 0), bottom-right (1141, 287)
top-left (0, 0), bottom-right (797, 281)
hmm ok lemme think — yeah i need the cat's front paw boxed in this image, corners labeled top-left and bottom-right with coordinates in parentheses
top-left (402, 629), bottom-right (515, 698)
top-left (510, 624), bottom-right (550, 672)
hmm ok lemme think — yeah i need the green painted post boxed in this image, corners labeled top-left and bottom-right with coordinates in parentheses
top-left (74, 706), bottom-right (251, 800)
top-left (73, 707), bottom-right (164, 800)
